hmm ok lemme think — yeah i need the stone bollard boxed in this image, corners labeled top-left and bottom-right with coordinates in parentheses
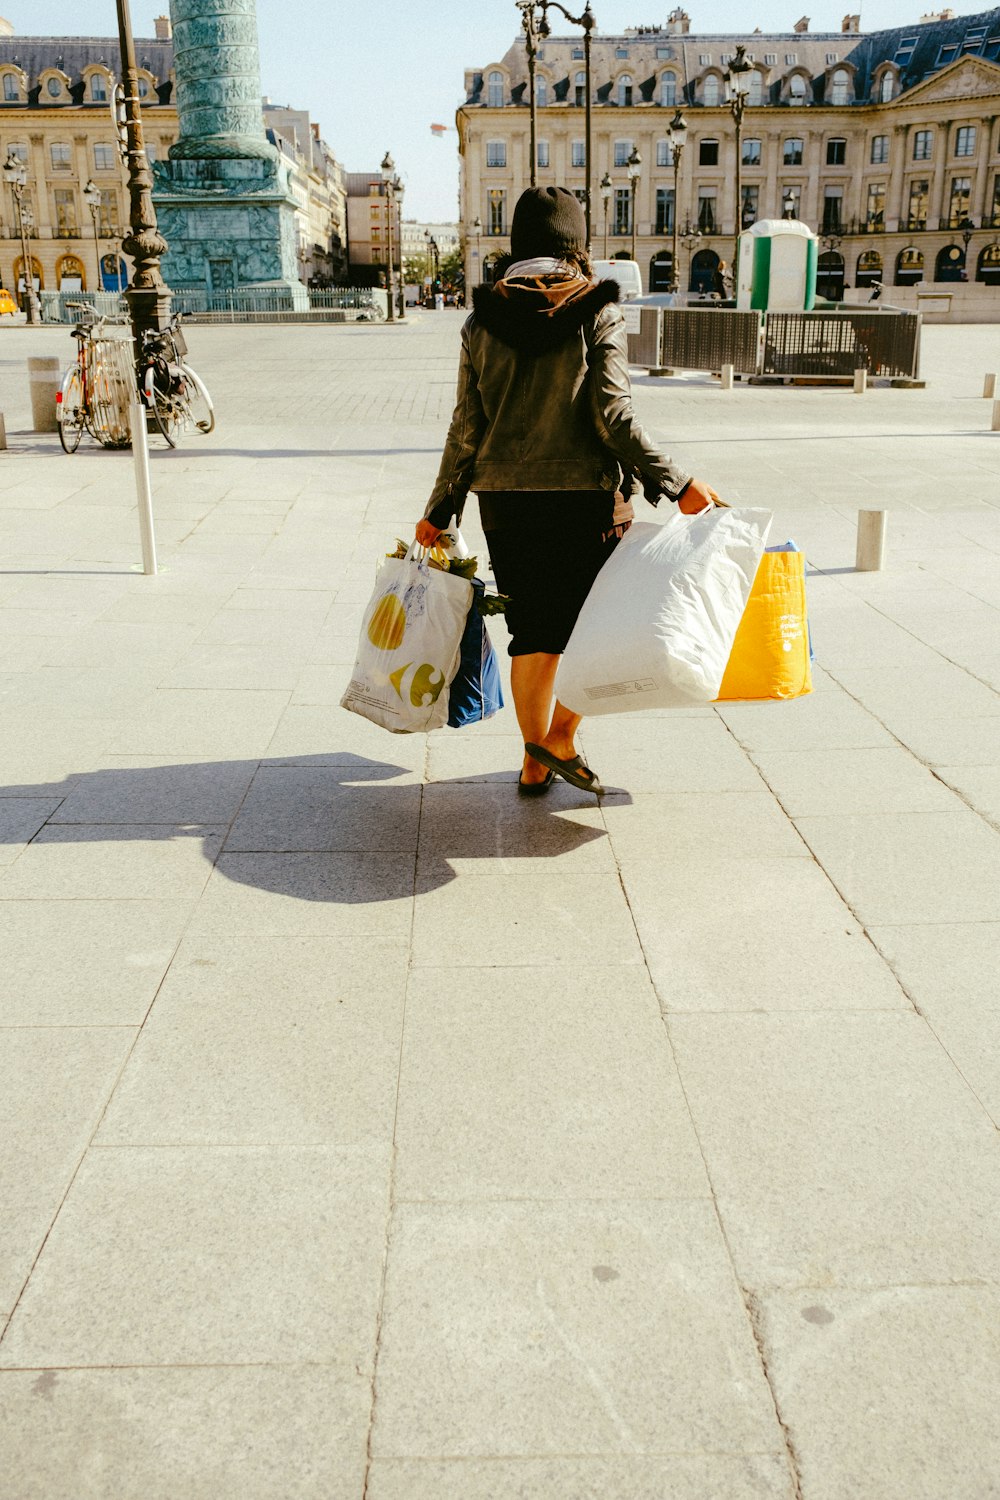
top-left (853, 367), bottom-right (867, 395)
top-left (983, 373), bottom-right (996, 399)
top-left (720, 363), bottom-right (734, 390)
top-left (992, 400), bottom-right (1000, 432)
top-left (856, 510), bottom-right (888, 571)
top-left (28, 356), bottom-right (60, 433)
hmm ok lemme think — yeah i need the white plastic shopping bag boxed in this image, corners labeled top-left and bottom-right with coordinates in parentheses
top-left (341, 543), bottom-right (473, 733)
top-left (558, 508), bottom-right (773, 715)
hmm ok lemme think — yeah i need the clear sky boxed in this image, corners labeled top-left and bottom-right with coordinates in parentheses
top-left (5, 0), bottom-right (995, 220)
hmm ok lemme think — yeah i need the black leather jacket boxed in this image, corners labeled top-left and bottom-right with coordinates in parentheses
top-left (424, 276), bottom-right (692, 528)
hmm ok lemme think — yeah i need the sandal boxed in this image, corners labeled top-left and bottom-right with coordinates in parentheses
top-left (524, 743), bottom-right (604, 796)
top-left (517, 769), bottom-right (555, 797)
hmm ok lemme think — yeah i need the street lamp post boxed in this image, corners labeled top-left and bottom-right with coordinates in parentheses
top-left (472, 215), bottom-right (482, 288)
top-left (627, 145), bottom-right (641, 263)
top-left (680, 217), bottom-right (703, 295)
top-left (518, 1), bottom-right (596, 247)
top-left (599, 170), bottom-right (612, 258)
top-left (668, 109), bottom-right (687, 294)
top-left (960, 216), bottom-right (976, 278)
top-left (724, 43), bottom-right (752, 272)
top-left (380, 151), bottom-right (398, 323)
top-left (426, 231), bottom-right (441, 307)
top-left (83, 178), bottom-right (102, 295)
top-left (3, 152), bottom-right (40, 324)
top-left (115, 0), bottom-right (171, 344)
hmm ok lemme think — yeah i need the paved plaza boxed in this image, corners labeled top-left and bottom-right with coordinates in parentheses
top-left (0, 312), bottom-right (999, 1498)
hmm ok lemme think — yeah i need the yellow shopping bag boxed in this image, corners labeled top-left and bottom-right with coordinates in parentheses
top-left (716, 548), bottom-right (812, 701)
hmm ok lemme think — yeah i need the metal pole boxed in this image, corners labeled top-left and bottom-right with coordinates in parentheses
top-left (523, 6), bottom-right (538, 189)
top-left (671, 147), bottom-right (681, 293)
top-left (129, 397), bottom-right (157, 575)
top-left (91, 206), bottom-right (102, 295)
top-left (734, 105), bottom-right (742, 273)
top-left (397, 184), bottom-right (406, 320)
top-left (583, 5), bottom-right (593, 248)
top-left (603, 200), bottom-right (608, 259)
top-left (115, 0), bottom-right (171, 345)
top-left (385, 186), bottom-right (395, 322)
top-left (630, 175), bottom-right (638, 261)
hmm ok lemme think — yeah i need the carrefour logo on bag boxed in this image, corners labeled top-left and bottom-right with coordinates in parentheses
top-left (389, 661), bottom-right (446, 708)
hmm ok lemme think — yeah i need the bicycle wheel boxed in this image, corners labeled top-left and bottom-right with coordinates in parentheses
top-left (145, 369), bottom-right (180, 449)
top-left (180, 365), bottom-right (215, 434)
top-left (58, 365), bottom-right (85, 454)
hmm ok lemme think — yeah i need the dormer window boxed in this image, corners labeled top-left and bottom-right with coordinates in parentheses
top-left (789, 74), bottom-right (807, 102)
top-left (2, 71), bottom-right (19, 101)
top-left (47, 76), bottom-right (63, 97)
top-left (830, 68), bottom-right (850, 104)
top-left (880, 71), bottom-right (895, 102)
top-left (90, 73), bottom-right (107, 101)
top-left (618, 74), bottom-right (633, 106)
top-left (702, 74), bottom-right (720, 106)
top-left (747, 70), bottom-right (763, 104)
top-left (536, 75), bottom-right (547, 106)
top-left (137, 76), bottom-right (151, 98)
top-left (487, 70), bottom-right (504, 107)
top-left (660, 72), bottom-right (676, 106)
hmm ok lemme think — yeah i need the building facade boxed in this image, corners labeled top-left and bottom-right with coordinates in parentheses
top-left (0, 16), bottom-right (347, 298)
top-left (0, 16), bottom-right (176, 295)
top-left (345, 170), bottom-right (403, 286)
top-left (460, 6), bottom-right (1000, 295)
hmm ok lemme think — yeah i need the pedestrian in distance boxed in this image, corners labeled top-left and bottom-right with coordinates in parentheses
top-left (415, 185), bottom-right (720, 795)
top-left (713, 259), bottom-right (733, 299)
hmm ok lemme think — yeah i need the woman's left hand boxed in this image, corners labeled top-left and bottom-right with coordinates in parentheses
top-left (415, 519), bottom-right (442, 547)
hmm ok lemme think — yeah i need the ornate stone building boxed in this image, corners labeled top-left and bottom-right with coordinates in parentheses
top-left (0, 14), bottom-right (346, 297)
top-left (460, 6), bottom-right (1000, 295)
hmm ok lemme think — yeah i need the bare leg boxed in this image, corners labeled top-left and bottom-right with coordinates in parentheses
top-left (510, 654), bottom-right (583, 783)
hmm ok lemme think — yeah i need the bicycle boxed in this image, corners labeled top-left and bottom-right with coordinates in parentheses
top-left (57, 303), bottom-right (133, 454)
top-left (138, 312), bottom-right (215, 447)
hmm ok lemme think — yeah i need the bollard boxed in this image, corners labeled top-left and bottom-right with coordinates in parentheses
top-left (720, 362), bottom-right (734, 390)
top-left (28, 356), bottom-right (60, 433)
top-left (992, 400), bottom-right (1000, 433)
top-left (856, 510), bottom-right (888, 572)
top-left (983, 373), bottom-right (996, 399)
top-left (0, 412), bottom-right (6, 450)
top-left (129, 399), bottom-right (158, 576)
top-left (853, 367), bottom-right (867, 395)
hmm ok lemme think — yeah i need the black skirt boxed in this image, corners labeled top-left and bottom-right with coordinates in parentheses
top-left (481, 490), bottom-right (621, 657)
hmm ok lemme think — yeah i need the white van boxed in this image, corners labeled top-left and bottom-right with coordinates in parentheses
top-left (591, 258), bottom-right (643, 300)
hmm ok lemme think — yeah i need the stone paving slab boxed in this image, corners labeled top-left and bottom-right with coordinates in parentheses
top-left (1, 319), bottom-right (999, 1497)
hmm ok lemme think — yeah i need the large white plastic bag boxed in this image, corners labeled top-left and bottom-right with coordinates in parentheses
top-left (341, 545), bottom-right (473, 733)
top-left (558, 508), bottom-right (773, 715)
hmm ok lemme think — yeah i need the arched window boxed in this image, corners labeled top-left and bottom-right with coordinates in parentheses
top-left (618, 73), bottom-right (633, 107)
top-left (880, 70), bottom-right (894, 102)
top-left (935, 243), bottom-right (966, 282)
top-left (747, 70), bottom-right (763, 104)
top-left (701, 74), bottom-right (720, 106)
top-left (2, 71), bottom-right (19, 101)
top-left (137, 75), bottom-right (150, 99)
top-left (536, 75), bottom-right (547, 106)
top-left (487, 71), bottom-right (504, 107)
top-left (575, 71), bottom-right (586, 106)
top-left (90, 72), bottom-right (107, 102)
top-left (855, 249), bottom-right (882, 288)
top-left (977, 242), bottom-right (1000, 284)
top-left (895, 246), bottom-right (923, 285)
top-left (14, 255), bottom-right (43, 293)
top-left (660, 72), bottom-right (676, 107)
top-left (830, 68), bottom-right (850, 104)
top-left (46, 75), bottom-right (62, 98)
top-left (789, 74), bottom-right (807, 102)
top-left (57, 254), bottom-right (85, 291)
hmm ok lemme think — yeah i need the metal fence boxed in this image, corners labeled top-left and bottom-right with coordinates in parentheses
top-left (39, 287), bottom-right (387, 325)
top-left (625, 309), bottom-right (662, 368)
top-left (761, 310), bottom-right (921, 379)
top-left (660, 308), bottom-right (764, 375)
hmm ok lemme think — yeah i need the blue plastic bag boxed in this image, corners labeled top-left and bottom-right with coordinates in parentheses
top-left (448, 578), bottom-right (504, 728)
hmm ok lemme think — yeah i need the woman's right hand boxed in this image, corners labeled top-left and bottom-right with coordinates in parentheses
top-left (678, 478), bottom-right (723, 513)
top-left (415, 519), bottom-right (442, 547)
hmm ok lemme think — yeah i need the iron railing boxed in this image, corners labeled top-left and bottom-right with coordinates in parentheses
top-left (761, 310), bottom-right (921, 378)
top-left (660, 307), bottom-right (763, 375)
top-left (38, 287), bottom-right (388, 324)
top-left (625, 308), bottom-right (662, 367)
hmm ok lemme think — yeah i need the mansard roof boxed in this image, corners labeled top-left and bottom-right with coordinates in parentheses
top-left (0, 34), bottom-right (174, 100)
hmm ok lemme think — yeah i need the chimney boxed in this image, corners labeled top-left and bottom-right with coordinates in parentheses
top-left (793, 16), bottom-right (810, 33)
top-left (842, 13), bottom-right (860, 32)
top-left (154, 15), bottom-right (172, 40)
top-left (667, 8), bottom-right (691, 35)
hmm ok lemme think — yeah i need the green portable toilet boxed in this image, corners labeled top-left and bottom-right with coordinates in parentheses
top-left (736, 220), bottom-right (818, 311)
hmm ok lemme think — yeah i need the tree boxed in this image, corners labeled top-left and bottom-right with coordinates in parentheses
top-left (404, 252), bottom-right (431, 286)
top-left (440, 245), bottom-right (464, 289)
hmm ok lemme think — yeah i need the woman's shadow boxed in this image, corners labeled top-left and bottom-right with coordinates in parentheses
top-left (1, 752), bottom-right (624, 901)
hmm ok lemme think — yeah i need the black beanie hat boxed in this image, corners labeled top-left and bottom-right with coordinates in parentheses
top-left (509, 186), bottom-right (587, 260)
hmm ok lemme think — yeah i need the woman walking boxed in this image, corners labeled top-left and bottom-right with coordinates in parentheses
top-left (416, 186), bottom-right (719, 794)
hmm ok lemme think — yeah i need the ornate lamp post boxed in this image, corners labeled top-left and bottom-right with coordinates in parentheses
top-left (3, 151), bottom-right (40, 324)
top-left (83, 178), bottom-right (102, 294)
top-left (426, 231), bottom-right (441, 307)
top-left (668, 109), bottom-right (687, 293)
top-left (680, 217), bottom-right (703, 295)
top-left (724, 43), bottom-right (752, 269)
top-left (115, 0), bottom-right (171, 343)
top-left (517, 1), bottom-right (596, 247)
top-left (627, 145), bottom-right (641, 263)
top-left (380, 151), bottom-right (399, 323)
top-left (472, 214), bottom-right (483, 287)
top-left (599, 170), bottom-right (612, 258)
top-left (959, 216), bottom-right (976, 278)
